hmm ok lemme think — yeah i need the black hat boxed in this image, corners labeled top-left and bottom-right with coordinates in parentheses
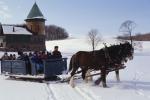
top-left (54, 46), bottom-right (58, 49)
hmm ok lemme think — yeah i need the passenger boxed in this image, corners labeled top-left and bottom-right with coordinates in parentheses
top-left (47, 51), bottom-right (52, 59)
top-left (12, 54), bottom-right (16, 60)
top-left (9, 54), bottom-right (13, 60)
top-left (24, 53), bottom-right (30, 62)
top-left (24, 53), bottom-right (31, 74)
top-left (31, 52), bottom-right (38, 63)
top-left (31, 51), bottom-right (43, 74)
top-left (37, 52), bottom-right (44, 73)
top-left (1, 52), bottom-right (9, 60)
top-left (29, 52), bottom-right (33, 57)
top-left (41, 51), bottom-right (47, 60)
top-left (52, 46), bottom-right (62, 58)
top-left (17, 51), bottom-right (25, 60)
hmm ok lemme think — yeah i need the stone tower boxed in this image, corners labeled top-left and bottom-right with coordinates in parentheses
top-left (25, 2), bottom-right (46, 35)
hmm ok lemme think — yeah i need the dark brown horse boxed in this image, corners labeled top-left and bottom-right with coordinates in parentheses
top-left (68, 42), bottom-right (134, 87)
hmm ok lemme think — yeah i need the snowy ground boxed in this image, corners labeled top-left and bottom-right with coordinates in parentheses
top-left (0, 37), bottom-right (150, 100)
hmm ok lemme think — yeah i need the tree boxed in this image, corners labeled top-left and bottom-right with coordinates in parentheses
top-left (88, 29), bottom-right (102, 51)
top-left (45, 25), bottom-right (69, 40)
top-left (119, 20), bottom-right (136, 44)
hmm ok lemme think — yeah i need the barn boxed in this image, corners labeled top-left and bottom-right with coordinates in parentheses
top-left (0, 2), bottom-right (46, 51)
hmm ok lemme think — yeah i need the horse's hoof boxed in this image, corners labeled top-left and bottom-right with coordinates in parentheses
top-left (117, 79), bottom-right (120, 82)
top-left (70, 84), bottom-right (75, 88)
top-left (104, 86), bottom-right (109, 88)
top-left (103, 85), bottom-right (109, 88)
top-left (94, 80), bottom-right (100, 85)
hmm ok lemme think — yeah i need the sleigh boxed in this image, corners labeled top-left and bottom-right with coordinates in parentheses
top-left (1, 58), bottom-right (67, 82)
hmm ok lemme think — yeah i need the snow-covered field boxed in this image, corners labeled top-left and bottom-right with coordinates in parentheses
top-left (0, 37), bottom-right (150, 100)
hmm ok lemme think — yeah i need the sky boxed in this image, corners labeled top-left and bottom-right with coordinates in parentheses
top-left (0, 0), bottom-right (150, 37)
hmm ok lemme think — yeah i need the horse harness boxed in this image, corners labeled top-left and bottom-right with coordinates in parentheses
top-left (103, 44), bottom-right (123, 68)
top-left (103, 43), bottom-right (112, 65)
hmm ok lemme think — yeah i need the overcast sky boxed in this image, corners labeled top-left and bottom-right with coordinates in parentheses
top-left (0, 0), bottom-right (150, 37)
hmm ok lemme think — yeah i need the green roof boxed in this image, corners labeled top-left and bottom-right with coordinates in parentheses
top-left (27, 2), bottom-right (44, 19)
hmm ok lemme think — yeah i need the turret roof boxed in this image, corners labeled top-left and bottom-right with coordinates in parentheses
top-left (26, 2), bottom-right (45, 19)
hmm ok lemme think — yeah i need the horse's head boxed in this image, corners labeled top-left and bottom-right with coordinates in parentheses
top-left (121, 42), bottom-right (134, 61)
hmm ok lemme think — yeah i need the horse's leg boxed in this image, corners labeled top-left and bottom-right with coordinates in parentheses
top-left (115, 70), bottom-right (120, 82)
top-left (101, 74), bottom-right (107, 87)
top-left (95, 70), bottom-right (109, 85)
top-left (85, 69), bottom-right (92, 83)
top-left (85, 69), bottom-right (88, 83)
top-left (95, 77), bottom-right (102, 85)
top-left (95, 70), bottom-right (102, 85)
top-left (69, 75), bottom-right (75, 88)
top-left (68, 67), bottom-right (78, 87)
top-left (101, 67), bottom-right (107, 87)
top-left (82, 69), bottom-right (86, 80)
top-left (87, 69), bottom-right (93, 82)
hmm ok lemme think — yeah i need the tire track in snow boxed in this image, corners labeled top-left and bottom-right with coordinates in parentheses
top-left (75, 86), bottom-right (95, 100)
top-left (135, 88), bottom-right (150, 99)
top-left (75, 86), bottom-right (100, 100)
top-left (45, 82), bottom-right (100, 100)
top-left (133, 71), bottom-right (150, 99)
top-left (45, 83), bottom-right (57, 100)
top-left (46, 83), bottom-right (88, 100)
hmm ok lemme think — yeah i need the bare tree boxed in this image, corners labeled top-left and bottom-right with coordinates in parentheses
top-left (88, 29), bottom-right (102, 51)
top-left (119, 20), bottom-right (136, 44)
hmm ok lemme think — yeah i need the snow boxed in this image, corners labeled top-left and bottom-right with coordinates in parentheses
top-left (26, 16), bottom-right (45, 20)
top-left (2, 25), bottom-right (32, 35)
top-left (32, 16), bottom-right (45, 19)
top-left (0, 77), bottom-right (47, 100)
top-left (0, 37), bottom-right (150, 100)
top-left (46, 37), bottom-right (119, 56)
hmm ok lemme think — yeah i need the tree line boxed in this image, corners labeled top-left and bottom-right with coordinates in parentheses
top-left (45, 25), bottom-right (69, 40)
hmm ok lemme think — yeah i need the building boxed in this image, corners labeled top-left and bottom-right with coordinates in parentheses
top-left (0, 2), bottom-right (46, 51)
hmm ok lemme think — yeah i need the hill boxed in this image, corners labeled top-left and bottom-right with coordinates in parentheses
top-left (117, 33), bottom-right (150, 41)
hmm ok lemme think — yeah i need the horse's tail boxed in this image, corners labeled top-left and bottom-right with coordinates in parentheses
top-left (69, 55), bottom-right (73, 72)
top-left (67, 55), bottom-right (74, 74)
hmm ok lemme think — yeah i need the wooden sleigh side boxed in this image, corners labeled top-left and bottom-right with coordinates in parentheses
top-left (1, 58), bottom-right (67, 82)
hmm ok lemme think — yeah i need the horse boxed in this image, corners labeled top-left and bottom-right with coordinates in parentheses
top-left (68, 42), bottom-right (134, 87)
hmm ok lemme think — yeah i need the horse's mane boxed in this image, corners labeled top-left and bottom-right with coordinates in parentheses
top-left (95, 42), bottom-right (133, 64)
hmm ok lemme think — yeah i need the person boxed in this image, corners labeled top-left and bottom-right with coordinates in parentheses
top-left (17, 51), bottom-right (25, 60)
top-left (40, 51), bottom-right (47, 60)
top-left (24, 53), bottom-right (31, 74)
top-left (52, 46), bottom-right (62, 58)
top-left (31, 51), bottom-right (43, 74)
top-left (12, 54), bottom-right (16, 60)
top-left (9, 54), bottom-right (13, 60)
top-left (29, 52), bottom-right (33, 57)
top-left (47, 51), bottom-right (52, 59)
top-left (1, 52), bottom-right (9, 60)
